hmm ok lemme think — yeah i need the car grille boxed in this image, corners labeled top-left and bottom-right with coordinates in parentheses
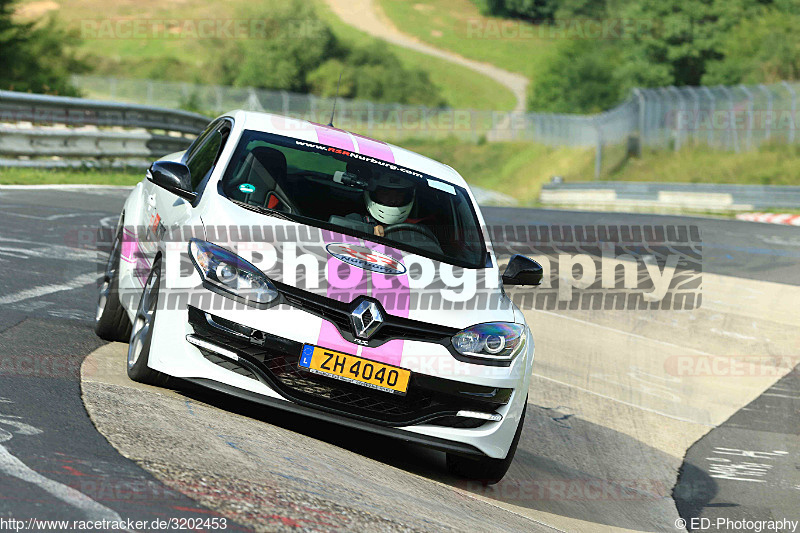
top-left (275, 281), bottom-right (456, 346)
top-left (188, 306), bottom-right (509, 427)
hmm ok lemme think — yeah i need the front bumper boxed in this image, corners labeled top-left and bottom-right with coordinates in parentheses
top-left (146, 298), bottom-right (531, 459)
top-left (187, 306), bottom-right (512, 429)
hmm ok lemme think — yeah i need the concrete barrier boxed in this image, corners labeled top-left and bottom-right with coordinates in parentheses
top-left (540, 182), bottom-right (800, 212)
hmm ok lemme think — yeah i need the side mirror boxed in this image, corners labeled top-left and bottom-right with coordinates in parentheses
top-left (148, 161), bottom-right (196, 201)
top-left (502, 254), bottom-right (543, 286)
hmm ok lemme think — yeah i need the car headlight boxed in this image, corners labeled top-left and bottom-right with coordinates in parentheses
top-left (188, 239), bottom-right (279, 308)
top-left (452, 323), bottom-right (526, 362)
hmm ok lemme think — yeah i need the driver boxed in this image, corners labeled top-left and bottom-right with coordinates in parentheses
top-left (364, 177), bottom-right (415, 237)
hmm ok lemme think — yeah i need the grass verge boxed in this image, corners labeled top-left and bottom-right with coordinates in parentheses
top-left (609, 144), bottom-right (800, 186)
top-left (4, 143), bottom-right (799, 207)
top-left (0, 168), bottom-right (143, 186)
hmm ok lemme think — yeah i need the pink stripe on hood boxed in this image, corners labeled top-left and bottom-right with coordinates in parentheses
top-left (360, 243), bottom-right (408, 367)
top-left (316, 231), bottom-right (363, 354)
top-left (352, 134), bottom-right (394, 163)
top-left (313, 125), bottom-right (355, 152)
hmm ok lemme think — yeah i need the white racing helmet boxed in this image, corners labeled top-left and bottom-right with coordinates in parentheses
top-left (365, 176), bottom-right (415, 225)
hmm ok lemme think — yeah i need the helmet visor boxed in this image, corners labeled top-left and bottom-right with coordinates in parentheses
top-left (370, 186), bottom-right (414, 207)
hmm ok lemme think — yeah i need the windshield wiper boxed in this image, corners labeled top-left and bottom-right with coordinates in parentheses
top-left (229, 199), bottom-right (294, 221)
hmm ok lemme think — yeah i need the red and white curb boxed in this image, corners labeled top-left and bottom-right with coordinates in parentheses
top-left (736, 213), bottom-right (800, 226)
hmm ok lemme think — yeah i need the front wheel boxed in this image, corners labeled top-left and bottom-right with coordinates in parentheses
top-left (127, 258), bottom-right (168, 386)
top-left (446, 401), bottom-right (527, 485)
top-left (95, 225), bottom-right (132, 342)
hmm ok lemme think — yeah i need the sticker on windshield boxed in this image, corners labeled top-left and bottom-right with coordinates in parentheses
top-left (326, 243), bottom-right (407, 275)
top-left (427, 178), bottom-right (456, 195)
top-left (239, 183), bottom-right (256, 194)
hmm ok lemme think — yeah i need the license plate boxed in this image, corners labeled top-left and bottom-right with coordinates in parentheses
top-left (298, 344), bottom-right (410, 395)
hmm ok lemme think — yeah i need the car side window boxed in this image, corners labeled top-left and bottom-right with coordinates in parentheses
top-left (186, 120), bottom-right (233, 199)
top-left (185, 120), bottom-right (218, 161)
top-left (187, 131), bottom-right (223, 190)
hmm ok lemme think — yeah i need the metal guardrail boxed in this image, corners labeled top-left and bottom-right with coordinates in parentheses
top-left (0, 89), bottom-right (210, 168)
top-left (0, 90), bottom-right (209, 133)
top-left (540, 182), bottom-right (800, 212)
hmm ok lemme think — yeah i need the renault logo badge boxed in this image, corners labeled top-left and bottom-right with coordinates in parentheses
top-left (350, 300), bottom-right (383, 339)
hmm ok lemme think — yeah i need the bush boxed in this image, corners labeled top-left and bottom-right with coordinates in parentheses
top-left (527, 39), bottom-right (623, 113)
top-left (473, 0), bottom-right (557, 22)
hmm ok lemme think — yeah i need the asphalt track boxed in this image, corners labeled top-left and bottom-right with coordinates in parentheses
top-left (0, 186), bottom-right (798, 532)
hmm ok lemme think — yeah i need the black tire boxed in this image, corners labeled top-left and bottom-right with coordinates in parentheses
top-left (127, 258), bottom-right (169, 386)
top-left (446, 401), bottom-right (527, 485)
top-left (94, 224), bottom-right (132, 342)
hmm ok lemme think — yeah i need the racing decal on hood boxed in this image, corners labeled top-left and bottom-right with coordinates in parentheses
top-left (325, 243), bottom-right (407, 275)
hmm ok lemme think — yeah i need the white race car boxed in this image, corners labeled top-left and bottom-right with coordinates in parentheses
top-left (95, 111), bottom-right (542, 483)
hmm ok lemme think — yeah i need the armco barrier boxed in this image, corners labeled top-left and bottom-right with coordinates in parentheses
top-left (0, 90), bottom-right (210, 168)
top-left (540, 182), bottom-right (800, 212)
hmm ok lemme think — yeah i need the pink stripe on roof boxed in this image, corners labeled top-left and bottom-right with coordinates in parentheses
top-left (313, 125), bottom-right (355, 152)
top-left (352, 134), bottom-right (394, 163)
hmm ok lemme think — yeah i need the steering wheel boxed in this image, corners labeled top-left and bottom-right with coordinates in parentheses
top-left (383, 223), bottom-right (439, 244)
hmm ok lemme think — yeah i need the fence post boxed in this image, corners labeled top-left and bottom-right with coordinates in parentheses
top-left (719, 86), bottom-right (739, 152)
top-left (690, 87), bottom-right (700, 146)
top-left (594, 118), bottom-right (603, 179)
top-left (701, 86), bottom-right (715, 147)
top-left (215, 86), bottom-right (223, 113)
top-left (281, 91), bottom-right (290, 117)
top-left (759, 84), bottom-right (772, 142)
top-left (739, 85), bottom-right (754, 150)
top-left (633, 88), bottom-right (645, 155)
top-left (782, 81), bottom-right (796, 143)
top-left (668, 86), bottom-right (683, 152)
top-left (367, 101), bottom-right (374, 138)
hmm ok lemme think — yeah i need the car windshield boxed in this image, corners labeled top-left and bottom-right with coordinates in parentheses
top-left (220, 130), bottom-right (488, 269)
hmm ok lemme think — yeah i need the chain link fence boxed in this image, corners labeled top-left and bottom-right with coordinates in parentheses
top-left (70, 76), bottom-right (800, 178)
top-left (634, 82), bottom-right (800, 152)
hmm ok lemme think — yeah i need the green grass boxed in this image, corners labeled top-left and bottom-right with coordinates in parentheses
top-left (397, 139), bottom-right (800, 204)
top-left (398, 137), bottom-right (595, 202)
top-left (609, 143), bottom-right (800, 186)
top-left (0, 168), bottom-right (143, 186)
top-left (15, 0), bottom-right (515, 111)
top-left (6, 143), bottom-right (800, 208)
top-left (376, 0), bottom-right (552, 80)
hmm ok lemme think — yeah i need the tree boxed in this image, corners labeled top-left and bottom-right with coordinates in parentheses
top-left (0, 0), bottom-right (85, 94)
top-left (703, 10), bottom-right (800, 84)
